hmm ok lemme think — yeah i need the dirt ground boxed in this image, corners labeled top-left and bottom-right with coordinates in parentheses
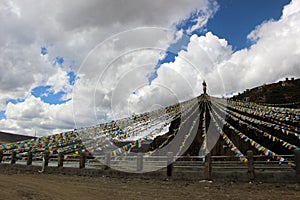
top-left (0, 173), bottom-right (299, 200)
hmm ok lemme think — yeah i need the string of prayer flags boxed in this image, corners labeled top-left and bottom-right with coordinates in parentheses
top-left (211, 104), bottom-right (288, 163)
top-left (213, 102), bottom-right (299, 150)
top-left (210, 109), bottom-right (248, 163)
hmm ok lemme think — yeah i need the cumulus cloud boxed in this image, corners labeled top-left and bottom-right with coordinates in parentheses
top-left (0, 0), bottom-right (214, 135)
top-left (143, 31), bottom-right (233, 97)
top-left (220, 0), bottom-right (300, 92)
top-left (1, 0), bottom-right (299, 136)
top-left (157, 0), bottom-right (300, 96)
top-left (0, 95), bottom-right (74, 136)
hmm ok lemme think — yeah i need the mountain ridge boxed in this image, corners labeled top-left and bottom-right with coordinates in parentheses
top-left (231, 77), bottom-right (300, 106)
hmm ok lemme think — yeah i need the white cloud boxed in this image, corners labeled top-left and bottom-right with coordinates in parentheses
top-left (157, 0), bottom-right (300, 96)
top-left (0, 95), bottom-right (74, 136)
top-left (46, 67), bottom-right (71, 94)
top-left (0, 0), bottom-right (214, 134)
top-left (187, 1), bottom-right (219, 34)
top-left (224, 0), bottom-right (300, 90)
top-left (2, 0), bottom-right (299, 136)
top-left (145, 32), bottom-right (233, 97)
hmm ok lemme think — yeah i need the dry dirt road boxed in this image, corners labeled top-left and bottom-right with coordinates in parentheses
top-left (0, 173), bottom-right (299, 200)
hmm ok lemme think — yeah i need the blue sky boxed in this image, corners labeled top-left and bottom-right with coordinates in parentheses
top-left (147, 0), bottom-right (291, 85)
top-left (0, 0), bottom-right (291, 121)
top-left (208, 0), bottom-right (291, 50)
top-left (1, 0), bottom-right (299, 135)
top-left (0, 47), bottom-right (76, 120)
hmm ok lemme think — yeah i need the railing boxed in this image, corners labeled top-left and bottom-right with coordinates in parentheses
top-left (0, 150), bottom-right (299, 183)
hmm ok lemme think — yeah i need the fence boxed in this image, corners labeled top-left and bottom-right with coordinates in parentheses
top-left (0, 150), bottom-right (299, 183)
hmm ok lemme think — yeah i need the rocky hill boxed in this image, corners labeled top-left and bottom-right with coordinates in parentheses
top-left (231, 77), bottom-right (300, 106)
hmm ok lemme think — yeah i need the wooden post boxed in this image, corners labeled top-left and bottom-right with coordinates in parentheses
top-left (137, 152), bottom-right (143, 172)
top-left (105, 152), bottom-right (111, 170)
top-left (27, 151), bottom-right (33, 166)
top-left (167, 152), bottom-right (174, 177)
top-left (205, 153), bottom-right (212, 180)
top-left (79, 152), bottom-right (86, 169)
top-left (11, 151), bottom-right (17, 165)
top-left (58, 152), bottom-right (64, 168)
top-left (44, 151), bottom-right (49, 167)
top-left (295, 150), bottom-right (300, 183)
top-left (0, 150), bottom-right (3, 164)
top-left (247, 150), bottom-right (255, 181)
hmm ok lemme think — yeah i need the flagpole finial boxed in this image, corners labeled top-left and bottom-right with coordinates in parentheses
top-left (202, 80), bottom-right (207, 94)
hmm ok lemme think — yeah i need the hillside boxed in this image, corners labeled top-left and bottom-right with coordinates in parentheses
top-left (0, 131), bottom-right (35, 144)
top-left (231, 77), bottom-right (300, 106)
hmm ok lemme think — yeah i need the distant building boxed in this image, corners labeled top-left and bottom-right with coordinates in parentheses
top-left (244, 97), bottom-right (250, 102)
